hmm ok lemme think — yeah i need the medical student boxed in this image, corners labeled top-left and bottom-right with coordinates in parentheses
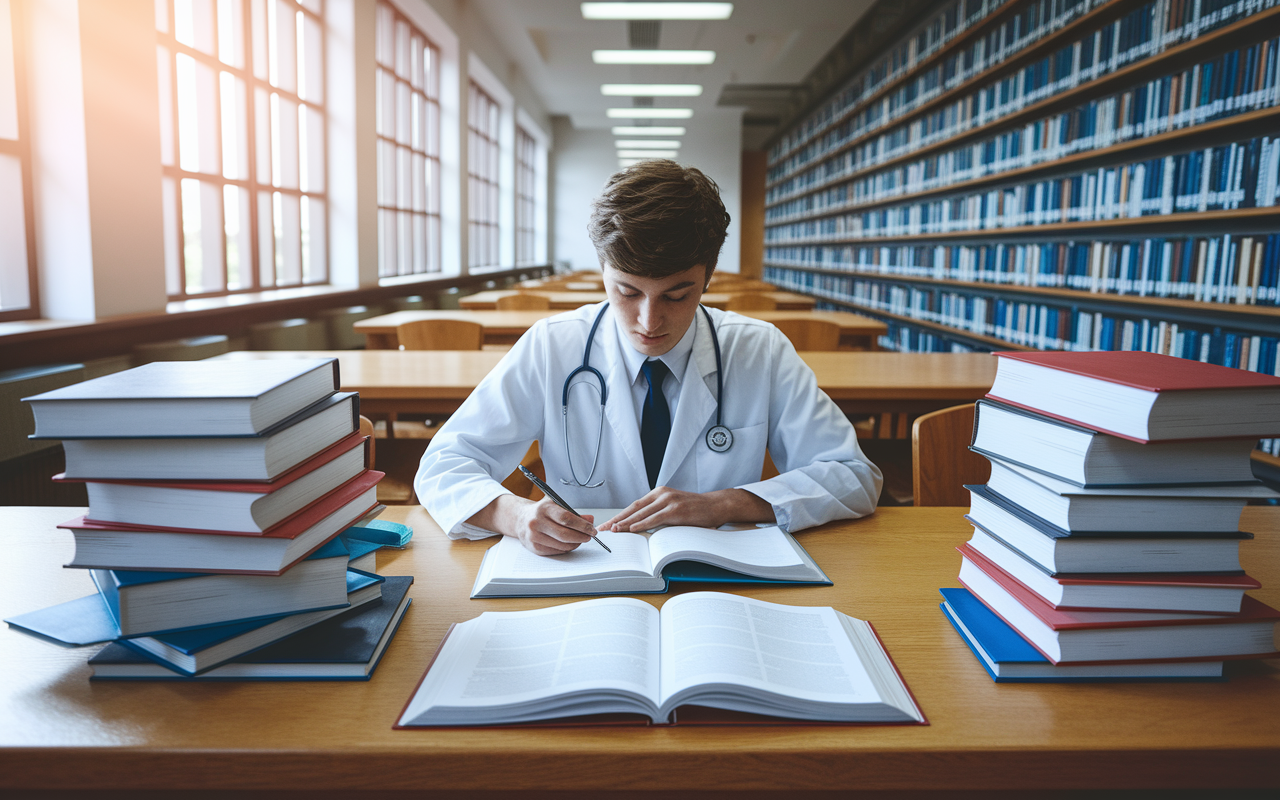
top-left (416, 160), bottom-right (882, 555)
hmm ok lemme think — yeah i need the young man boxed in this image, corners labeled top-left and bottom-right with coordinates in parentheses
top-left (416, 160), bottom-right (882, 554)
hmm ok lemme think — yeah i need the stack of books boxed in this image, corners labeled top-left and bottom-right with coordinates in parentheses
top-left (941, 350), bottom-right (1280, 682)
top-left (6, 358), bottom-right (413, 680)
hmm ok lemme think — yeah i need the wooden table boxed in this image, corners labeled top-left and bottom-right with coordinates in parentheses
top-left (210, 350), bottom-right (996, 420)
top-left (3, 504), bottom-right (1277, 794)
top-left (457, 290), bottom-right (818, 311)
top-left (354, 309), bottom-right (887, 350)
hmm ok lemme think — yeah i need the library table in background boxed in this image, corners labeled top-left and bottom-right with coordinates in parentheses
top-left (210, 350), bottom-right (995, 421)
top-left (1, 505), bottom-right (1277, 795)
top-left (355, 308), bottom-right (887, 350)
top-left (457, 290), bottom-right (818, 311)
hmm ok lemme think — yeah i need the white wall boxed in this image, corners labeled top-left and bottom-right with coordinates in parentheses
top-left (552, 108), bottom-right (743, 275)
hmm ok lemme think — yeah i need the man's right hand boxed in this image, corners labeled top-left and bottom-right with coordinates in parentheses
top-left (469, 495), bottom-right (597, 556)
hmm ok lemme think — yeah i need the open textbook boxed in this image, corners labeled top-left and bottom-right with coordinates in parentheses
top-left (470, 523), bottom-right (829, 598)
top-left (396, 592), bottom-right (924, 727)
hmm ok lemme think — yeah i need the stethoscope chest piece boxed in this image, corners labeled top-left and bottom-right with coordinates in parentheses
top-left (705, 425), bottom-right (733, 453)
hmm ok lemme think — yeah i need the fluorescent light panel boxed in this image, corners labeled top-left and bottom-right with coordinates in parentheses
top-left (592, 50), bottom-right (715, 65)
top-left (602, 84), bottom-right (703, 96)
top-left (583, 3), bottom-right (733, 20)
top-left (607, 108), bottom-right (693, 119)
top-left (612, 126), bottom-right (687, 136)
top-left (616, 140), bottom-right (681, 149)
top-left (618, 149), bottom-right (679, 158)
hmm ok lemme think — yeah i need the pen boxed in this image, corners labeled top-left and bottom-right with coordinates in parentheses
top-left (518, 465), bottom-right (612, 553)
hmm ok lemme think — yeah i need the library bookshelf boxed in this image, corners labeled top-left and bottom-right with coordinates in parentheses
top-left (763, 0), bottom-right (1280, 456)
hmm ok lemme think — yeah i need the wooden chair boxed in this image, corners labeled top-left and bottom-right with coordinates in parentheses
top-left (358, 415), bottom-right (376, 466)
top-left (771, 319), bottom-right (841, 351)
top-left (495, 293), bottom-right (551, 310)
top-left (911, 403), bottom-right (990, 507)
top-left (396, 319), bottom-right (484, 350)
top-left (725, 293), bottom-right (777, 311)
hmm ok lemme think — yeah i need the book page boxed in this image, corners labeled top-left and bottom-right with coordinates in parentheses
top-left (647, 526), bottom-right (804, 572)
top-left (400, 597), bottom-right (661, 725)
top-left (657, 592), bottom-right (884, 712)
top-left (479, 529), bottom-right (654, 583)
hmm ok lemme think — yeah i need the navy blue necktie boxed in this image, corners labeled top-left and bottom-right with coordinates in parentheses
top-left (640, 359), bottom-right (671, 490)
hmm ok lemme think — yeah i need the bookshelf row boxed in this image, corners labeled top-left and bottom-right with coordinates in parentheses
top-left (765, 232), bottom-right (1280, 308)
top-left (769, 0), bottom-right (1280, 195)
top-left (768, 31), bottom-right (1280, 222)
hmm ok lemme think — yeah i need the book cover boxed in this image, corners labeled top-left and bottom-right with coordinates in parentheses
top-left (993, 350), bottom-right (1280, 393)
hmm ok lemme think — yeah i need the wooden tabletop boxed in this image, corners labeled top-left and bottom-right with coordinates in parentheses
top-left (2, 504), bottom-right (1277, 793)
top-left (354, 308), bottom-right (887, 350)
top-left (210, 350), bottom-right (996, 418)
top-left (458, 290), bottom-right (818, 311)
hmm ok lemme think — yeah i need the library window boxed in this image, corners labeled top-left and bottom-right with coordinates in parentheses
top-left (515, 125), bottom-right (538, 265)
top-left (0, 0), bottom-right (36, 322)
top-left (468, 81), bottom-right (500, 269)
top-left (156, 0), bottom-right (328, 300)
top-left (375, 0), bottom-right (441, 278)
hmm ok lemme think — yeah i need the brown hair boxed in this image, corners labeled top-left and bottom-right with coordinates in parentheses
top-left (588, 159), bottom-right (730, 283)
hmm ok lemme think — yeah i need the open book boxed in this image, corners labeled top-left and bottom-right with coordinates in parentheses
top-left (396, 592), bottom-right (924, 727)
top-left (470, 524), bottom-right (829, 598)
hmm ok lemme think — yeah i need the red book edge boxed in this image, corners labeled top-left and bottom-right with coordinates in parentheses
top-left (53, 432), bottom-right (369, 493)
top-left (993, 350), bottom-right (1280, 393)
top-left (958, 545), bottom-right (1280, 628)
top-left (393, 620), bottom-right (927, 729)
top-left (60, 470), bottom-right (385, 538)
top-left (961, 542), bottom-right (1260, 589)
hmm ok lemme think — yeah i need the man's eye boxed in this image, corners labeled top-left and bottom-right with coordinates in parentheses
top-left (619, 290), bottom-right (639, 298)
top-left (664, 294), bottom-right (689, 302)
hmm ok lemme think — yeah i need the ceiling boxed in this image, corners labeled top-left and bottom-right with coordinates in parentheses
top-left (471, 0), bottom-right (875, 141)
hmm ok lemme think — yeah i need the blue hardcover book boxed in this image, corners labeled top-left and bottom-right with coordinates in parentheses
top-left (939, 588), bottom-right (1224, 682)
top-left (89, 576), bottom-right (414, 681)
top-left (91, 537), bottom-right (353, 637)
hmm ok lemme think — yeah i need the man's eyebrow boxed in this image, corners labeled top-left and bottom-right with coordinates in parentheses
top-left (615, 279), bottom-right (697, 293)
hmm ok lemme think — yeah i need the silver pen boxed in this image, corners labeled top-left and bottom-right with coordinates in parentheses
top-left (518, 465), bottom-right (612, 553)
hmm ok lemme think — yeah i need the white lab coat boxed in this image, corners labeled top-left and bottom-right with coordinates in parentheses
top-left (416, 303), bottom-right (882, 538)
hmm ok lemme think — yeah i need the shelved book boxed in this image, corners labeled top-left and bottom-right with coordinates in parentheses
top-left (23, 357), bottom-right (340, 438)
top-left (966, 485), bottom-right (1249, 574)
top-left (969, 399), bottom-right (1260, 487)
top-left (957, 546), bottom-right (1280, 665)
top-left (58, 432), bottom-right (369, 532)
top-left (470, 525), bottom-right (829, 598)
top-left (58, 469), bottom-right (383, 574)
top-left (56, 391), bottom-right (360, 481)
top-left (985, 350), bottom-right (1280, 442)
top-left (960, 535), bottom-right (1260, 614)
top-left (396, 592), bottom-right (923, 727)
top-left (90, 575), bottom-right (413, 681)
top-left (91, 537), bottom-right (353, 637)
top-left (939, 588), bottom-right (1226, 682)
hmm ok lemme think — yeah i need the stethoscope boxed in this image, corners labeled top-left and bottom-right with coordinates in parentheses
top-left (561, 303), bottom-right (732, 488)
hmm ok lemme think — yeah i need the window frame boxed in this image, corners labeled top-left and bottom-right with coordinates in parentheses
top-left (467, 80), bottom-right (500, 270)
top-left (0, 0), bottom-right (39, 322)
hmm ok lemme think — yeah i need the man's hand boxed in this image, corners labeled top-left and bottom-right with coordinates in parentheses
top-left (467, 495), bottom-right (597, 556)
top-left (600, 487), bottom-right (774, 532)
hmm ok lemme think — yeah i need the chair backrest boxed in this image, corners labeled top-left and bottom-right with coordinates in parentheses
top-left (358, 415), bottom-right (376, 467)
top-left (911, 403), bottom-right (990, 507)
top-left (771, 319), bottom-right (841, 351)
top-left (496, 293), bottom-right (551, 310)
top-left (725, 293), bottom-right (776, 311)
top-left (396, 319), bottom-right (484, 350)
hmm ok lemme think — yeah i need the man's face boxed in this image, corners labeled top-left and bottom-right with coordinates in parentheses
top-left (602, 263), bottom-right (709, 357)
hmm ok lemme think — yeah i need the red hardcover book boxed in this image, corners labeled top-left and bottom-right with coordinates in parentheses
top-left (56, 433), bottom-right (369, 533)
top-left (957, 545), bottom-right (1280, 665)
top-left (985, 350), bottom-right (1280, 442)
top-left (55, 470), bottom-right (383, 575)
top-left (960, 537), bottom-right (1260, 614)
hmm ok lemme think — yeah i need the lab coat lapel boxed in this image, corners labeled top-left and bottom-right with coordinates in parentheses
top-left (600, 318), bottom-right (651, 498)
top-left (659, 311), bottom-right (717, 487)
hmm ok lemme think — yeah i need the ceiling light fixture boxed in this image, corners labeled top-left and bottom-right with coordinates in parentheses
top-left (602, 84), bottom-right (703, 96)
top-left (583, 3), bottom-right (733, 20)
top-left (606, 108), bottom-right (693, 119)
top-left (612, 126), bottom-right (687, 136)
top-left (618, 149), bottom-right (679, 158)
top-left (592, 50), bottom-right (716, 65)
top-left (615, 140), bottom-right (681, 149)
